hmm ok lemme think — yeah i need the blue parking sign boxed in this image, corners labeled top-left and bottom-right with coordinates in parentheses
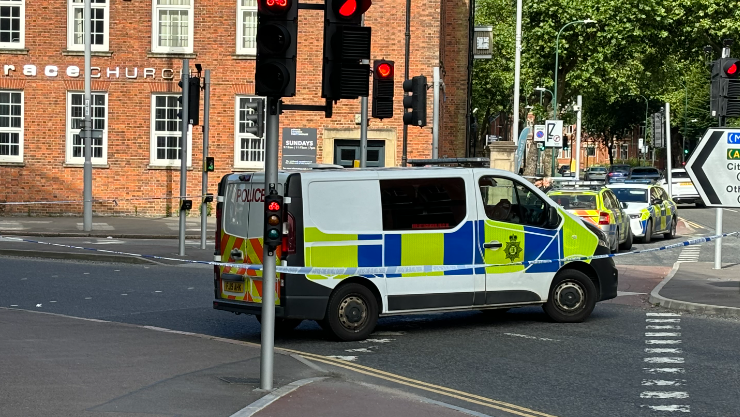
top-left (728, 132), bottom-right (740, 144)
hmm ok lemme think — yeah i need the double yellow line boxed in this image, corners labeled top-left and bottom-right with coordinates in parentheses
top-left (281, 348), bottom-right (559, 417)
top-left (680, 218), bottom-right (705, 230)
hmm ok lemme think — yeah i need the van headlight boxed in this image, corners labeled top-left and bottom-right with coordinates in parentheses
top-left (629, 214), bottom-right (640, 219)
top-left (583, 221), bottom-right (609, 248)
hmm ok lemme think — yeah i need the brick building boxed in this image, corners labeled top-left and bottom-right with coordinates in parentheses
top-left (0, 0), bottom-right (470, 216)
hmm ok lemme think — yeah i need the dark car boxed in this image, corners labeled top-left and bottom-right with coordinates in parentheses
top-left (606, 164), bottom-right (631, 184)
top-left (558, 165), bottom-right (572, 177)
top-left (628, 167), bottom-right (662, 181)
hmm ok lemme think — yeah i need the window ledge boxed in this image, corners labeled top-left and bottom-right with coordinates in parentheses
top-left (147, 51), bottom-right (197, 59)
top-left (232, 166), bottom-right (263, 172)
top-left (0, 161), bottom-right (25, 166)
top-left (148, 165), bottom-right (193, 171)
top-left (63, 163), bottom-right (110, 169)
top-left (0, 48), bottom-right (29, 55)
top-left (62, 50), bottom-right (113, 57)
top-left (232, 54), bottom-right (256, 60)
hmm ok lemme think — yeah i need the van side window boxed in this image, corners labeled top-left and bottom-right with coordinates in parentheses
top-left (379, 177), bottom-right (466, 231)
top-left (479, 176), bottom-right (551, 228)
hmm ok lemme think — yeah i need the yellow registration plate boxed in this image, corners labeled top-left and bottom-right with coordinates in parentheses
top-left (680, 182), bottom-right (691, 186)
top-left (223, 281), bottom-right (244, 293)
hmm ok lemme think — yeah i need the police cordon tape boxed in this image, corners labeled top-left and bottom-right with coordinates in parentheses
top-left (0, 195), bottom-right (209, 206)
top-left (1, 231), bottom-right (738, 275)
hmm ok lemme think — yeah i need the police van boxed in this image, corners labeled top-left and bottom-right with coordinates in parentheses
top-left (212, 167), bottom-right (618, 341)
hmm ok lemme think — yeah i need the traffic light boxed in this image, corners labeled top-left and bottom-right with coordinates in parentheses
top-left (322, 0), bottom-right (372, 100)
top-left (711, 57), bottom-right (740, 118)
top-left (263, 191), bottom-right (284, 254)
top-left (177, 77), bottom-right (201, 125)
top-left (205, 156), bottom-right (215, 172)
top-left (402, 75), bottom-right (427, 127)
top-left (255, 0), bottom-right (298, 97)
top-left (372, 60), bottom-right (394, 119)
top-left (562, 135), bottom-right (569, 150)
top-left (241, 98), bottom-right (265, 137)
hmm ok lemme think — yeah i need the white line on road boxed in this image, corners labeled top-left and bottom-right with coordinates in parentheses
top-left (646, 325), bottom-right (681, 330)
top-left (725, 209), bottom-right (738, 213)
top-left (647, 318), bottom-right (681, 323)
top-left (642, 405), bottom-right (690, 413)
top-left (646, 332), bottom-right (682, 337)
top-left (644, 357), bottom-right (685, 364)
top-left (643, 368), bottom-right (685, 374)
top-left (646, 340), bottom-right (682, 345)
top-left (345, 347), bottom-right (376, 353)
top-left (640, 391), bottom-right (689, 399)
top-left (503, 333), bottom-right (560, 342)
top-left (327, 355), bottom-right (358, 362)
top-left (10, 305), bottom-right (17, 307)
top-left (646, 348), bottom-right (683, 354)
top-left (642, 380), bottom-right (685, 386)
top-left (647, 313), bottom-right (682, 317)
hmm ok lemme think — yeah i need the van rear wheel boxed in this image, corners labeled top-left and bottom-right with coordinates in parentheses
top-left (543, 270), bottom-right (597, 323)
top-left (322, 283), bottom-right (378, 342)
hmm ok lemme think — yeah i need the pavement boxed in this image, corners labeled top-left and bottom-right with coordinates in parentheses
top-left (650, 261), bottom-right (740, 316)
top-left (0, 307), bottom-right (496, 417)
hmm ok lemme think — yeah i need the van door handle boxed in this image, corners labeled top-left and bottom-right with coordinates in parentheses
top-left (230, 249), bottom-right (243, 259)
top-left (484, 241), bottom-right (502, 249)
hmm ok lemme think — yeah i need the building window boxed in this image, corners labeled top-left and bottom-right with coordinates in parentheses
top-left (236, 0), bottom-right (257, 55)
top-left (558, 145), bottom-right (571, 159)
top-left (150, 94), bottom-right (191, 166)
top-left (620, 143), bottom-right (629, 160)
top-left (234, 96), bottom-right (265, 169)
top-left (586, 145), bottom-right (595, 157)
top-left (67, 92), bottom-right (107, 165)
top-left (0, 0), bottom-right (23, 49)
top-left (68, 0), bottom-right (108, 51)
top-left (152, 0), bottom-right (193, 53)
top-left (0, 90), bottom-right (22, 163)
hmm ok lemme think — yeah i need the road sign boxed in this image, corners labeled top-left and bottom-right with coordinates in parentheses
top-left (533, 125), bottom-right (545, 143)
top-left (544, 120), bottom-right (563, 148)
top-left (685, 128), bottom-right (740, 207)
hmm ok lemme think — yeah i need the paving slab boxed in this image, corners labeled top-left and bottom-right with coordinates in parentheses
top-left (650, 262), bottom-right (740, 316)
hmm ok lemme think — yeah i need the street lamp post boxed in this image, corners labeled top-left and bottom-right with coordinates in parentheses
top-left (679, 81), bottom-right (688, 164)
top-left (552, 19), bottom-right (596, 176)
top-left (637, 94), bottom-right (648, 165)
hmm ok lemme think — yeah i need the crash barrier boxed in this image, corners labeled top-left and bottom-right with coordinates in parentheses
top-left (1, 232), bottom-right (737, 275)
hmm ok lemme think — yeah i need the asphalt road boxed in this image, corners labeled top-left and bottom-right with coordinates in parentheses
top-left (2, 215), bottom-right (739, 417)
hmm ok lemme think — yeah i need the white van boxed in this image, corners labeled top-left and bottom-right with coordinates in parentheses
top-left (212, 168), bottom-right (618, 341)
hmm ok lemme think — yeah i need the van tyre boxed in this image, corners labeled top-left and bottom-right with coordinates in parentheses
top-left (664, 217), bottom-right (677, 239)
top-left (543, 270), bottom-right (597, 323)
top-left (322, 283), bottom-right (378, 342)
top-left (642, 219), bottom-right (653, 243)
top-left (619, 228), bottom-right (633, 251)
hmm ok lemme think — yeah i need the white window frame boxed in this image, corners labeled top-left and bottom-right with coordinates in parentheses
top-left (0, 90), bottom-right (23, 163)
top-left (150, 93), bottom-right (192, 167)
top-left (152, 0), bottom-right (194, 54)
top-left (234, 95), bottom-right (266, 169)
top-left (66, 91), bottom-right (108, 165)
top-left (620, 143), bottom-right (629, 160)
top-left (0, 0), bottom-right (24, 49)
top-left (236, 0), bottom-right (257, 55)
top-left (67, 0), bottom-right (109, 51)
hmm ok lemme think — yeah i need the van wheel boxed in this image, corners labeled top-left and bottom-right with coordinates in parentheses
top-left (619, 228), bottom-right (633, 251)
top-left (642, 220), bottom-right (653, 243)
top-left (322, 283), bottom-right (378, 342)
top-left (664, 217), bottom-right (677, 239)
top-left (255, 315), bottom-right (303, 334)
top-left (543, 270), bottom-right (597, 323)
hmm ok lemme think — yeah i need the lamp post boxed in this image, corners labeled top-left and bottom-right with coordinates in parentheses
top-left (636, 94), bottom-right (648, 165)
top-left (678, 81), bottom-right (688, 164)
top-left (534, 87), bottom-right (554, 118)
top-left (552, 19), bottom-right (596, 176)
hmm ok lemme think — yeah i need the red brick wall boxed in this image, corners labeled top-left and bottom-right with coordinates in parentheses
top-left (0, 0), bottom-right (468, 216)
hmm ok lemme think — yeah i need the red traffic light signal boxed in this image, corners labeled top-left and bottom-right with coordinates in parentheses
top-left (723, 58), bottom-right (739, 78)
top-left (333, 0), bottom-right (371, 19)
top-left (262, 0), bottom-right (290, 15)
top-left (268, 201), bottom-right (281, 211)
top-left (376, 62), bottom-right (393, 79)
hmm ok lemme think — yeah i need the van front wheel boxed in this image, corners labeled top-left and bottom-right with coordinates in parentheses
top-left (322, 283), bottom-right (378, 341)
top-left (543, 270), bottom-right (597, 323)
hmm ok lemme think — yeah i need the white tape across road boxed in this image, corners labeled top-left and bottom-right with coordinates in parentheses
top-left (1, 232), bottom-right (738, 276)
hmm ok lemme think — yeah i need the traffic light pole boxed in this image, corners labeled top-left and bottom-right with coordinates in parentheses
top-left (401, 0), bottom-right (410, 166)
top-left (82, 0), bottom-right (92, 232)
top-left (575, 95), bottom-right (582, 180)
top-left (665, 102), bottom-right (672, 197)
top-left (260, 97), bottom-right (280, 391)
top-left (200, 70), bottom-right (210, 250)
top-left (179, 59), bottom-right (189, 257)
top-left (359, 17), bottom-right (368, 168)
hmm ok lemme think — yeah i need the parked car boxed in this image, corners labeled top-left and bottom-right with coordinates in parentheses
top-left (661, 168), bottom-right (704, 207)
top-left (628, 167), bottom-right (662, 182)
top-left (558, 165), bottom-right (572, 177)
top-left (606, 164), bottom-right (631, 184)
top-left (584, 166), bottom-right (607, 181)
top-left (607, 182), bottom-right (678, 243)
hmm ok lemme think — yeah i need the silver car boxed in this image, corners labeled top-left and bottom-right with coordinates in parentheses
top-left (584, 166), bottom-right (607, 181)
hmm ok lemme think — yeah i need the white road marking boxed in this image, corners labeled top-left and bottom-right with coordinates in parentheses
top-left (643, 405), bottom-right (690, 412)
top-left (21, 278), bottom-right (26, 280)
top-left (647, 325), bottom-right (681, 330)
top-left (617, 291), bottom-right (647, 296)
top-left (640, 391), bottom-right (689, 399)
top-left (647, 313), bottom-right (682, 317)
top-left (646, 348), bottom-right (683, 354)
top-left (647, 318), bottom-right (681, 323)
top-left (642, 380), bottom-right (685, 386)
top-left (643, 368), bottom-right (685, 374)
top-left (10, 305), bottom-right (18, 307)
top-left (504, 333), bottom-right (559, 341)
top-left (359, 338), bottom-right (395, 343)
top-left (327, 355), bottom-right (358, 362)
top-left (84, 297), bottom-right (92, 300)
top-left (372, 331), bottom-right (406, 336)
top-left (154, 290), bottom-right (162, 293)
top-left (725, 209), bottom-right (739, 213)
top-left (50, 301), bottom-right (56, 303)
top-left (646, 332), bottom-right (681, 337)
top-left (644, 357), bottom-right (685, 364)
top-left (188, 287), bottom-right (194, 290)
top-left (646, 340), bottom-right (682, 345)
top-left (345, 347), bottom-right (377, 353)
top-left (35, 304), bottom-right (41, 307)
top-left (51, 275), bottom-right (58, 278)
top-left (114, 270), bottom-right (120, 272)
top-left (121, 294), bottom-right (128, 296)
top-left (83, 272), bottom-right (90, 275)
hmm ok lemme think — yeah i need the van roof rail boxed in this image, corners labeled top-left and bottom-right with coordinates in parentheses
top-left (307, 164), bottom-right (345, 170)
top-left (407, 157), bottom-right (490, 167)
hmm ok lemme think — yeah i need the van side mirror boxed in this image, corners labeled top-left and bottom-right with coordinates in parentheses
top-left (621, 201), bottom-right (629, 209)
top-left (651, 198), bottom-right (663, 206)
top-left (547, 206), bottom-right (561, 228)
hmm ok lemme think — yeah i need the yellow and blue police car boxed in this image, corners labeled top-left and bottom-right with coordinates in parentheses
top-left (212, 167), bottom-right (619, 341)
top-left (547, 182), bottom-right (632, 253)
top-left (607, 180), bottom-right (678, 243)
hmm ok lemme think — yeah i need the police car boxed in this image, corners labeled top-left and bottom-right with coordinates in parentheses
top-left (213, 167), bottom-right (618, 341)
top-left (547, 182), bottom-right (632, 253)
top-left (607, 180), bottom-right (678, 243)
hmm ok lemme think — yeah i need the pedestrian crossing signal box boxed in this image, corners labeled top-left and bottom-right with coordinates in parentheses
top-left (205, 156), bottom-right (215, 172)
